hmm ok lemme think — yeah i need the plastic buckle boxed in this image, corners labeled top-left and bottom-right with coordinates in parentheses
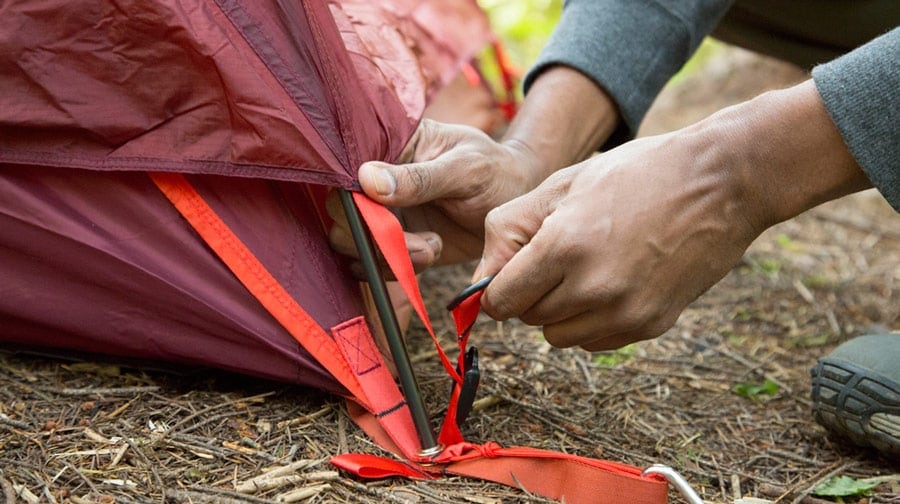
top-left (455, 347), bottom-right (480, 426)
top-left (642, 465), bottom-right (705, 504)
top-left (446, 275), bottom-right (493, 428)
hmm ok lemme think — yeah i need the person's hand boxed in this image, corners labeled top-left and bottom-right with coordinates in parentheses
top-left (328, 118), bottom-right (545, 270)
top-left (476, 80), bottom-right (869, 351)
top-left (476, 131), bottom-right (761, 351)
top-left (329, 66), bottom-right (622, 274)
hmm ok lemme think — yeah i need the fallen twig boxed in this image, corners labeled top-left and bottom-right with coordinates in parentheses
top-left (276, 406), bottom-right (332, 429)
top-left (0, 476), bottom-right (15, 504)
top-left (273, 483), bottom-right (330, 502)
top-left (56, 386), bottom-right (160, 396)
top-left (235, 471), bottom-right (337, 495)
top-left (12, 484), bottom-right (39, 504)
top-left (166, 487), bottom-right (273, 504)
top-left (0, 413), bottom-right (30, 430)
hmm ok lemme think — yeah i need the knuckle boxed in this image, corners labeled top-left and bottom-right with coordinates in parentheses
top-left (645, 311), bottom-right (679, 340)
top-left (400, 164), bottom-right (431, 194)
top-left (482, 294), bottom-right (513, 322)
top-left (483, 207), bottom-right (507, 235)
top-left (519, 310), bottom-right (543, 327)
top-left (612, 295), bottom-right (673, 340)
top-left (483, 206), bottom-right (500, 225)
top-left (610, 307), bottom-right (648, 336)
top-left (542, 325), bottom-right (575, 348)
top-left (593, 277), bottom-right (629, 304)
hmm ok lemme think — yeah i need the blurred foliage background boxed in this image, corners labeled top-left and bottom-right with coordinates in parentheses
top-left (477, 0), bottom-right (722, 97)
top-left (479, 0), bottom-right (563, 71)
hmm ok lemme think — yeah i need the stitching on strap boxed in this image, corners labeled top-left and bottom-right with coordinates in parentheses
top-left (333, 317), bottom-right (382, 375)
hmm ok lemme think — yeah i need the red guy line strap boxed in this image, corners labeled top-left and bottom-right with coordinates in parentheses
top-left (352, 192), bottom-right (461, 383)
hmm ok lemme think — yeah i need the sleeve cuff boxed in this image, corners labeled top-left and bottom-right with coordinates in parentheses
top-left (812, 28), bottom-right (900, 211)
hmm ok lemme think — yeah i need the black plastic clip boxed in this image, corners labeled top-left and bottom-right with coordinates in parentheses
top-left (455, 346), bottom-right (480, 427)
top-left (446, 275), bottom-right (494, 428)
top-left (446, 274), bottom-right (495, 311)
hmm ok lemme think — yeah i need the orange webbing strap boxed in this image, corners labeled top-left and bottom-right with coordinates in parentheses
top-left (331, 317), bottom-right (420, 458)
top-left (438, 290), bottom-right (483, 445)
top-left (149, 173), bottom-right (422, 457)
top-left (443, 444), bottom-right (668, 504)
top-left (347, 192), bottom-right (669, 503)
top-left (462, 38), bottom-right (518, 121)
top-left (352, 193), bottom-right (465, 448)
top-left (491, 38), bottom-right (518, 120)
top-left (352, 193), bottom-right (461, 385)
top-left (332, 443), bottom-right (668, 504)
top-left (149, 173), bottom-right (368, 403)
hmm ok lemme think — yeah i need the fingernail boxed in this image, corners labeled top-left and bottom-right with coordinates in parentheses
top-left (470, 257), bottom-right (484, 283)
top-left (370, 167), bottom-right (396, 196)
top-left (409, 246), bottom-right (432, 266)
top-left (425, 235), bottom-right (441, 254)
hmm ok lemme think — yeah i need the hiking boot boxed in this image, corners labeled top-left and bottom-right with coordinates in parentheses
top-left (810, 333), bottom-right (900, 456)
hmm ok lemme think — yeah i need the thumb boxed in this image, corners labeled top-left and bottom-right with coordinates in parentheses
top-left (359, 119), bottom-right (484, 207)
top-left (359, 155), bottom-right (467, 208)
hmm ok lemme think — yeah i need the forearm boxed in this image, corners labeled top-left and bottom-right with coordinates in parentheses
top-left (697, 80), bottom-right (871, 230)
top-left (523, 0), bottom-right (734, 151)
top-left (500, 66), bottom-right (619, 183)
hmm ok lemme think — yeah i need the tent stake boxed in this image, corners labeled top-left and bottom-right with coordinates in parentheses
top-left (338, 189), bottom-right (441, 457)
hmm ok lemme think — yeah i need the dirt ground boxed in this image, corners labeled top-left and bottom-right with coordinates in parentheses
top-left (1, 45), bottom-right (897, 503)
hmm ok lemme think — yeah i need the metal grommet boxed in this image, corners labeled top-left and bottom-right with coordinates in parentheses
top-left (417, 443), bottom-right (445, 460)
top-left (642, 464), bottom-right (705, 504)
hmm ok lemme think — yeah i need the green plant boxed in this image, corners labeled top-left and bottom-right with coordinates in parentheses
top-left (733, 307), bottom-right (754, 321)
top-left (775, 233), bottom-right (799, 250)
top-left (593, 344), bottom-right (637, 367)
top-left (733, 378), bottom-right (779, 399)
top-left (803, 274), bottom-right (835, 289)
top-left (812, 476), bottom-right (879, 498)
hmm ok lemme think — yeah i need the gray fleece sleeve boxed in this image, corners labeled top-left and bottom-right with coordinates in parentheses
top-left (812, 28), bottom-right (900, 212)
top-left (524, 0), bottom-right (734, 148)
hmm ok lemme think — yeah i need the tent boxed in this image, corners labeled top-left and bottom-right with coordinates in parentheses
top-left (0, 0), bottom-right (492, 391)
top-left (0, 1), bottom-right (674, 502)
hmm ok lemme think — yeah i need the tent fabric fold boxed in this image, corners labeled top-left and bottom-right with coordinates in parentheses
top-left (0, 0), bottom-right (489, 184)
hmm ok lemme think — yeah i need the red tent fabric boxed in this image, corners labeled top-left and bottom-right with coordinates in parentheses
top-left (0, 0), bottom-right (489, 392)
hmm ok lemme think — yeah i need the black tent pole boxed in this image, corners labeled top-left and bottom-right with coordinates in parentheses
top-left (338, 189), bottom-right (442, 457)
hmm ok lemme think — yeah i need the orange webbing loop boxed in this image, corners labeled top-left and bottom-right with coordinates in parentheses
top-left (352, 193), bottom-right (462, 384)
top-left (332, 443), bottom-right (668, 504)
top-left (331, 317), bottom-right (420, 458)
top-left (444, 447), bottom-right (668, 504)
top-left (352, 192), bottom-right (473, 447)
